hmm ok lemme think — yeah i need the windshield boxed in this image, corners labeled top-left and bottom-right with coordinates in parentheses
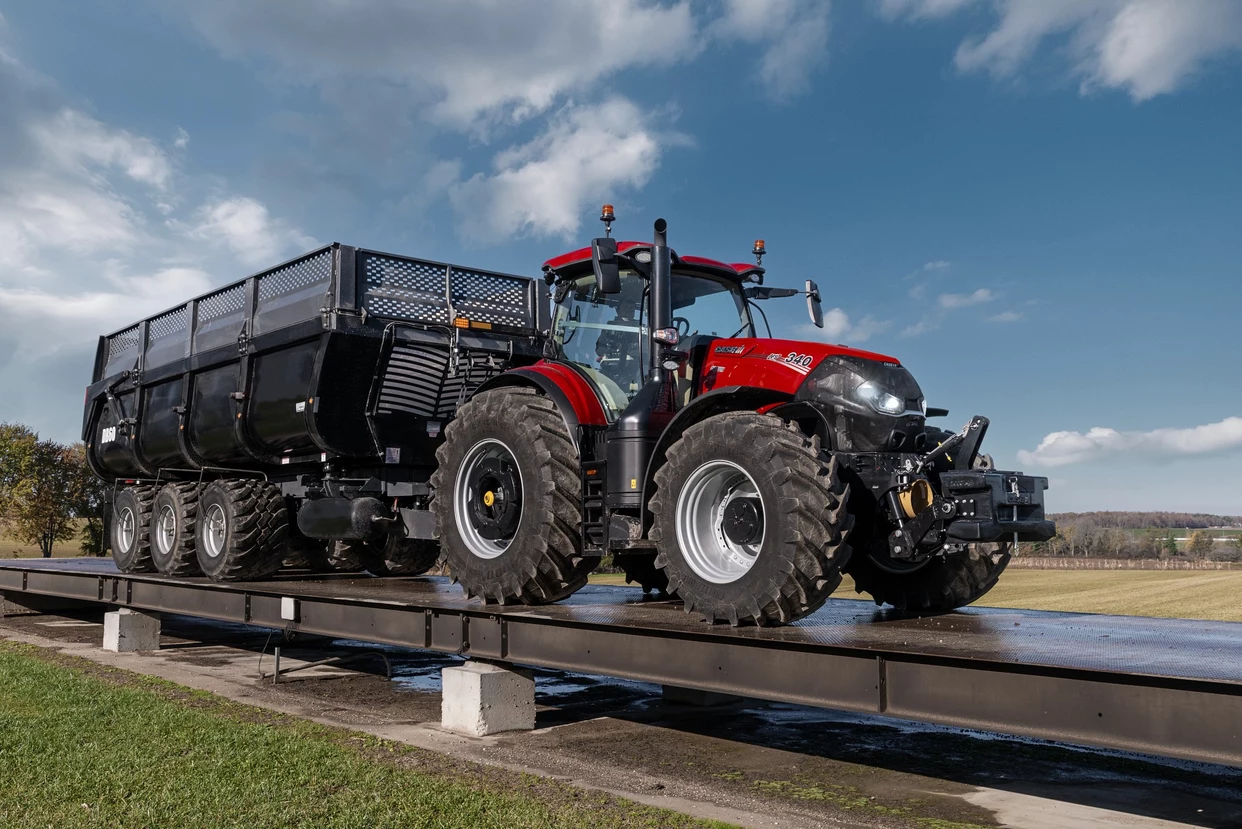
top-left (671, 274), bottom-right (753, 339)
top-left (552, 269), bottom-right (753, 419)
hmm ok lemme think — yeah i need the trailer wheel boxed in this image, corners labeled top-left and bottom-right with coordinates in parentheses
top-left (845, 542), bottom-right (1011, 612)
top-left (357, 536), bottom-right (441, 576)
top-left (112, 486), bottom-right (157, 573)
top-left (432, 386), bottom-right (597, 604)
top-left (650, 414), bottom-right (853, 626)
top-left (149, 483), bottom-right (201, 576)
top-left (195, 479), bottom-right (287, 582)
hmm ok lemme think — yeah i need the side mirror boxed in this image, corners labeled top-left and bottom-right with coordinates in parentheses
top-left (806, 279), bottom-right (823, 328)
top-left (592, 237), bottom-right (621, 294)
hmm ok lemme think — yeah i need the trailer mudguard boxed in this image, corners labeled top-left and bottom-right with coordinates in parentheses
top-left (639, 385), bottom-right (792, 531)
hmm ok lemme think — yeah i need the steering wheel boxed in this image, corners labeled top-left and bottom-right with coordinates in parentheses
top-left (672, 316), bottom-right (691, 337)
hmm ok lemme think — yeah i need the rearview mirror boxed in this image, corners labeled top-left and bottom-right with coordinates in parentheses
top-left (806, 280), bottom-right (823, 328)
top-left (592, 237), bottom-right (621, 294)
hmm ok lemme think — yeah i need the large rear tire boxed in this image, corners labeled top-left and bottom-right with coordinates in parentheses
top-left (112, 486), bottom-right (156, 573)
top-left (650, 413), bottom-right (853, 626)
top-left (432, 387), bottom-right (597, 604)
top-left (149, 483), bottom-right (201, 576)
top-left (195, 479), bottom-right (287, 582)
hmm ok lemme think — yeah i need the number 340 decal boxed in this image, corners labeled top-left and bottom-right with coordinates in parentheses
top-left (765, 352), bottom-right (814, 374)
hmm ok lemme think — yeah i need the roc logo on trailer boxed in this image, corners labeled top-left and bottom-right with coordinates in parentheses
top-left (101, 426), bottom-right (118, 443)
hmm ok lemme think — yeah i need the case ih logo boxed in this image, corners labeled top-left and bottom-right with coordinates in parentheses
top-left (713, 345), bottom-right (746, 354)
top-left (765, 352), bottom-right (814, 375)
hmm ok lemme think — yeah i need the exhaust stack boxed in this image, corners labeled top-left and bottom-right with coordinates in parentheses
top-left (650, 218), bottom-right (671, 378)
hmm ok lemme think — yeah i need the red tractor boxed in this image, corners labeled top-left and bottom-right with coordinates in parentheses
top-left (432, 210), bottom-right (1054, 624)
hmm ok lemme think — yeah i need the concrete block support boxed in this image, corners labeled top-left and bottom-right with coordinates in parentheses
top-left (103, 608), bottom-right (161, 652)
top-left (441, 662), bottom-right (535, 736)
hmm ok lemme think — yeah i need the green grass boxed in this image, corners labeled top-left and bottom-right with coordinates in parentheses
top-left (0, 520), bottom-right (90, 559)
top-left (591, 570), bottom-right (1242, 622)
top-left (0, 641), bottom-right (731, 829)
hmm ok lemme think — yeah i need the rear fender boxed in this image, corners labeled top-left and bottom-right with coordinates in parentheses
top-left (474, 363), bottom-right (608, 452)
top-left (640, 385), bottom-right (792, 532)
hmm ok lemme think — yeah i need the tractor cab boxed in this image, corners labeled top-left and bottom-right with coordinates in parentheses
top-left (542, 242), bottom-right (756, 419)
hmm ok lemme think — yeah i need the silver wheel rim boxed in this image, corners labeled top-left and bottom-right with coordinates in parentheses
top-left (454, 438), bottom-right (523, 560)
top-left (155, 505), bottom-right (176, 556)
top-left (204, 504), bottom-right (226, 559)
top-left (675, 460), bottom-right (765, 584)
top-left (117, 506), bottom-right (135, 553)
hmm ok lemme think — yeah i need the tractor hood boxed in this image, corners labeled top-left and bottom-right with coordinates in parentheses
top-left (698, 338), bottom-right (926, 453)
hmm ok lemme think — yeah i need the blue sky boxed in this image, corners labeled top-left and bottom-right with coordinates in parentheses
top-left (0, 0), bottom-right (1239, 513)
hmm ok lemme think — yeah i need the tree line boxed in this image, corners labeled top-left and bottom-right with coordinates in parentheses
top-left (1049, 511), bottom-right (1242, 530)
top-left (0, 423), bottom-right (108, 557)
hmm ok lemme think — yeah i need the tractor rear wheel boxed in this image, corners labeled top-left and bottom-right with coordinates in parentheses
top-left (650, 413), bottom-right (853, 626)
top-left (112, 486), bottom-right (157, 573)
top-left (195, 479), bottom-right (287, 582)
top-left (149, 483), bottom-right (201, 576)
top-left (433, 387), bottom-right (597, 604)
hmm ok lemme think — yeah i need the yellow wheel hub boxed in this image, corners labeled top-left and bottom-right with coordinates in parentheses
top-left (482, 490), bottom-right (495, 507)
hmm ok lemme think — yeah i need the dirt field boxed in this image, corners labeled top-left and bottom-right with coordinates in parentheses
top-left (592, 569), bottom-right (1242, 623)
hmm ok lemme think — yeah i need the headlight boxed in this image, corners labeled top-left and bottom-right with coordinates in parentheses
top-left (856, 381), bottom-right (906, 416)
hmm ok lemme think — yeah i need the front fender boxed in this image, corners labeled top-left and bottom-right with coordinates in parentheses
top-left (475, 363), bottom-right (608, 452)
top-left (640, 385), bottom-right (793, 532)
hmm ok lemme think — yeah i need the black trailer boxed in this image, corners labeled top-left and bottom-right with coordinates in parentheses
top-left (84, 245), bottom-right (546, 579)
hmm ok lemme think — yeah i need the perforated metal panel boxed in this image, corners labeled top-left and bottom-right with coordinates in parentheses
top-left (198, 284), bottom-right (245, 322)
top-left (258, 250), bottom-right (332, 301)
top-left (194, 284), bottom-right (247, 353)
top-left (144, 306), bottom-right (190, 369)
top-left (360, 253), bottom-right (450, 324)
top-left (254, 250), bottom-right (333, 335)
top-left (103, 325), bottom-right (141, 377)
top-left (450, 267), bottom-right (531, 328)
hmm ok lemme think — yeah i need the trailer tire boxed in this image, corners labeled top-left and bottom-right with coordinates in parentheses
top-left (112, 486), bottom-right (157, 573)
top-left (149, 483), bottom-right (201, 576)
top-left (195, 479), bottom-right (287, 582)
top-left (433, 386), bottom-right (597, 604)
top-left (845, 542), bottom-right (1011, 612)
top-left (651, 414), bottom-right (853, 626)
top-left (358, 536), bottom-right (441, 576)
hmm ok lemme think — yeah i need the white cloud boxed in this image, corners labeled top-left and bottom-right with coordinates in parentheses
top-left (447, 98), bottom-right (676, 241)
top-left (27, 108), bottom-right (173, 189)
top-left (987, 310), bottom-right (1023, 322)
top-left (188, 196), bottom-right (315, 267)
top-left (800, 309), bottom-right (890, 343)
top-left (938, 287), bottom-right (994, 308)
top-left (711, 0), bottom-right (832, 99)
top-left (174, 127), bottom-right (190, 150)
top-left (881, 0), bottom-right (1242, 101)
top-left (923, 259), bottom-right (951, 270)
top-left (1018, 417), bottom-right (1242, 467)
top-left (177, 0), bottom-right (699, 129)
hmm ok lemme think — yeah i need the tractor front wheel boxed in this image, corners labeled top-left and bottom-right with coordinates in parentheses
top-left (844, 542), bottom-right (1011, 612)
top-left (433, 387), bottom-right (597, 604)
top-left (650, 413), bottom-right (853, 626)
